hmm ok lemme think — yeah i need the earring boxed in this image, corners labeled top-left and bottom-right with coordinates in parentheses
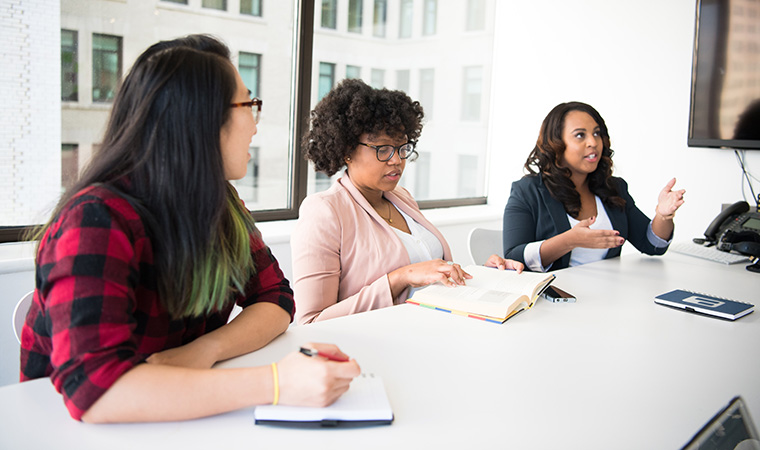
top-left (345, 157), bottom-right (351, 163)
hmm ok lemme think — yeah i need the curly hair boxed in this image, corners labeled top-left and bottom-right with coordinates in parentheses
top-left (302, 78), bottom-right (425, 176)
top-left (524, 101), bottom-right (625, 219)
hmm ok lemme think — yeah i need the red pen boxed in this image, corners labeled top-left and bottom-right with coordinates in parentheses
top-left (299, 346), bottom-right (349, 362)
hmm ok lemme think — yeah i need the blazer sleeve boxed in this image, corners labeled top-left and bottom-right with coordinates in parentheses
top-left (502, 179), bottom-right (538, 265)
top-left (291, 195), bottom-right (395, 325)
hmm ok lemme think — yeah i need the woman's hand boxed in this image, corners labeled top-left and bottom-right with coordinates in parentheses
top-left (389, 259), bottom-right (472, 295)
top-left (568, 216), bottom-right (625, 249)
top-left (484, 255), bottom-right (524, 273)
top-left (656, 177), bottom-right (686, 220)
top-left (277, 342), bottom-right (361, 407)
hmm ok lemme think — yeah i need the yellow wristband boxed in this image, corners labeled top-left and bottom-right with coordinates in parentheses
top-left (271, 362), bottom-right (279, 406)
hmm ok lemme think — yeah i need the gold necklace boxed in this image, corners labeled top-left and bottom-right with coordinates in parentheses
top-left (378, 200), bottom-right (393, 224)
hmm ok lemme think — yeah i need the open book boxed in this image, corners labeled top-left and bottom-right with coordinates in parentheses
top-left (406, 265), bottom-right (555, 323)
top-left (254, 373), bottom-right (393, 427)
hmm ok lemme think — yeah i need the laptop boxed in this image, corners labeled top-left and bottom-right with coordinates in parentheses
top-left (682, 396), bottom-right (760, 450)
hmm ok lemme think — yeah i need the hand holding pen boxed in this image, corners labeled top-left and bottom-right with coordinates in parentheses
top-left (274, 343), bottom-right (360, 407)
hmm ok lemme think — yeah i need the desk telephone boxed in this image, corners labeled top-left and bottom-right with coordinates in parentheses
top-left (701, 201), bottom-right (760, 272)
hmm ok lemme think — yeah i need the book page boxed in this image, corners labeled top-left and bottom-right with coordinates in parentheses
top-left (409, 266), bottom-right (554, 319)
top-left (463, 265), bottom-right (552, 298)
top-left (254, 373), bottom-right (393, 423)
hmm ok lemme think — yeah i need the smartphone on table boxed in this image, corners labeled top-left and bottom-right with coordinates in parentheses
top-left (542, 285), bottom-right (576, 303)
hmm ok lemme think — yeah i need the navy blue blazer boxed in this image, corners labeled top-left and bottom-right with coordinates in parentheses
top-left (503, 174), bottom-right (669, 271)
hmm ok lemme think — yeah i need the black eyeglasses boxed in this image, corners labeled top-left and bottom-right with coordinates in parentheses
top-left (230, 98), bottom-right (262, 124)
top-left (359, 142), bottom-right (418, 162)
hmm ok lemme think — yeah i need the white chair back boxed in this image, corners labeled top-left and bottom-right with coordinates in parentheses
top-left (467, 228), bottom-right (503, 266)
top-left (13, 291), bottom-right (34, 344)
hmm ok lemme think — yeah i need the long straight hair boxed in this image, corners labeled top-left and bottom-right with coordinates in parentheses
top-left (524, 102), bottom-right (625, 218)
top-left (38, 41), bottom-right (257, 318)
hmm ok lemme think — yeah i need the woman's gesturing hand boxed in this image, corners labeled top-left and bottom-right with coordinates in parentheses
top-left (569, 216), bottom-right (625, 249)
top-left (656, 177), bottom-right (686, 220)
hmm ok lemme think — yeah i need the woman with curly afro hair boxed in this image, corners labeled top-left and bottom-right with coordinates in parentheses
top-left (291, 79), bottom-right (522, 324)
top-left (503, 101), bottom-right (685, 272)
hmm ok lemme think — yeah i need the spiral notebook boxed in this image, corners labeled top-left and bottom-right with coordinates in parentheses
top-left (655, 289), bottom-right (754, 321)
top-left (253, 373), bottom-right (393, 427)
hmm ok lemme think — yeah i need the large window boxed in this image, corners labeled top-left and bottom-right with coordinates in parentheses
top-left (239, 52), bottom-right (261, 98)
top-left (423, 0), bottom-right (437, 36)
top-left (61, 29), bottom-right (78, 102)
top-left (396, 69), bottom-right (410, 93)
top-left (371, 68), bottom-right (385, 89)
top-left (348, 0), bottom-right (363, 33)
top-left (346, 65), bottom-right (361, 79)
top-left (91, 34), bottom-right (121, 103)
top-left (373, 0), bottom-right (387, 37)
top-left (419, 68), bottom-right (435, 120)
top-left (318, 62), bottom-right (335, 100)
top-left (462, 66), bottom-right (482, 120)
top-left (240, 0), bottom-right (261, 16)
top-left (1, 0), bottom-right (496, 241)
top-left (467, 0), bottom-right (486, 31)
top-left (321, 0), bottom-right (337, 29)
top-left (202, 0), bottom-right (226, 11)
top-left (399, 0), bottom-right (413, 39)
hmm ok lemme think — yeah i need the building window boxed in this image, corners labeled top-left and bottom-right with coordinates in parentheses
top-left (2, 0), bottom-right (496, 240)
top-left (396, 69), bottom-right (410, 93)
top-left (318, 62), bottom-right (335, 100)
top-left (371, 68), bottom-right (385, 89)
top-left (239, 52), bottom-right (261, 98)
top-left (373, 0), bottom-right (387, 37)
top-left (61, 29), bottom-right (78, 102)
top-left (321, 0), bottom-right (337, 29)
top-left (202, 0), bottom-right (226, 11)
top-left (92, 33), bottom-right (121, 103)
top-left (232, 147), bottom-right (260, 202)
top-left (240, 0), bottom-right (262, 16)
top-left (462, 66), bottom-right (482, 120)
top-left (61, 144), bottom-right (79, 191)
top-left (348, 0), bottom-right (363, 33)
top-left (399, 0), bottom-right (413, 38)
top-left (457, 155), bottom-right (478, 197)
top-left (423, 0), bottom-right (437, 36)
top-left (346, 65), bottom-right (361, 79)
top-left (419, 68), bottom-right (434, 120)
top-left (414, 151), bottom-right (431, 200)
top-left (466, 0), bottom-right (486, 31)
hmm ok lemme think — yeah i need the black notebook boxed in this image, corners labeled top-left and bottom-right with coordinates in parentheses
top-left (655, 289), bottom-right (754, 321)
top-left (254, 373), bottom-right (393, 427)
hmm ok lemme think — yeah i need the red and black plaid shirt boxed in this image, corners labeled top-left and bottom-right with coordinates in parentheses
top-left (19, 185), bottom-right (295, 420)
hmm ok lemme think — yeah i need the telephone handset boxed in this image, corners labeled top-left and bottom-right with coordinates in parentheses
top-left (703, 201), bottom-right (750, 242)
top-left (702, 201), bottom-right (760, 272)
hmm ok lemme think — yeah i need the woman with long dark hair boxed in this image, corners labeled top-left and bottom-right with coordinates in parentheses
top-left (20, 35), bottom-right (359, 423)
top-left (503, 102), bottom-right (685, 271)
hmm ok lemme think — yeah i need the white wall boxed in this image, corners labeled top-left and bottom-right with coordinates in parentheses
top-left (488, 0), bottom-right (758, 242)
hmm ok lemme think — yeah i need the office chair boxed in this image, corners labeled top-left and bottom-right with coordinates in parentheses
top-left (467, 228), bottom-right (502, 266)
top-left (12, 291), bottom-right (33, 344)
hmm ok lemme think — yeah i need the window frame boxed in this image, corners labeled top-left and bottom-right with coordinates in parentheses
top-left (2, 0), bottom-right (486, 243)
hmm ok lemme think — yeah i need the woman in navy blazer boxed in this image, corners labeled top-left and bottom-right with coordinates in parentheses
top-left (503, 102), bottom-right (685, 272)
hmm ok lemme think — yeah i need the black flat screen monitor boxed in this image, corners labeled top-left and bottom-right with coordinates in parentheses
top-left (688, 0), bottom-right (760, 150)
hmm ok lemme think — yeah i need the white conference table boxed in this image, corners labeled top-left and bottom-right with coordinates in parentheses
top-left (1, 252), bottom-right (757, 450)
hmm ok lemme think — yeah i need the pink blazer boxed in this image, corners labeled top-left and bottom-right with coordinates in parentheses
top-left (291, 172), bottom-right (453, 324)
